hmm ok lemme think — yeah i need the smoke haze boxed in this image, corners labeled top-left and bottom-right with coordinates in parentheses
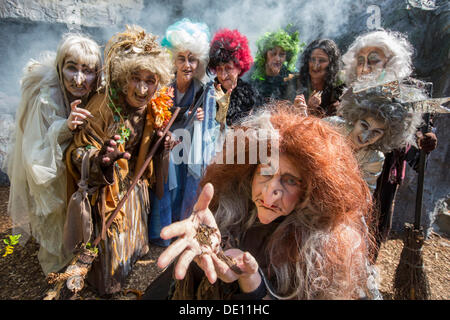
top-left (0, 0), bottom-right (368, 119)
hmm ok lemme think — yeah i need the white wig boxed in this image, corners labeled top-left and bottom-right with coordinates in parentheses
top-left (342, 30), bottom-right (414, 86)
top-left (161, 18), bottom-right (210, 81)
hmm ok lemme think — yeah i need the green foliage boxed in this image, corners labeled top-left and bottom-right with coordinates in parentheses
top-left (2, 234), bottom-right (21, 257)
top-left (85, 242), bottom-right (99, 255)
top-left (108, 87), bottom-right (130, 145)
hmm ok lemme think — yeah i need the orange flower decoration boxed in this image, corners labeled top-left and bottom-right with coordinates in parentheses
top-left (149, 86), bottom-right (174, 129)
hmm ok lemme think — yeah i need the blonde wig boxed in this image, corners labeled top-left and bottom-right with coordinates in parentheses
top-left (55, 33), bottom-right (103, 110)
top-left (104, 25), bottom-right (173, 93)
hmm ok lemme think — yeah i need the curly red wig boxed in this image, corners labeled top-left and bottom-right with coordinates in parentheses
top-left (199, 103), bottom-right (376, 299)
top-left (208, 28), bottom-right (253, 76)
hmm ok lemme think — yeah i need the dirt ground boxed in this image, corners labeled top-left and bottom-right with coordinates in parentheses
top-left (0, 186), bottom-right (448, 300)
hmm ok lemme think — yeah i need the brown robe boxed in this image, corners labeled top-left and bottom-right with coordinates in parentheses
top-left (65, 92), bottom-right (157, 295)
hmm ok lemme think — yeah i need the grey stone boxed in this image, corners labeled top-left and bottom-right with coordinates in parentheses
top-left (0, 0), bottom-right (144, 28)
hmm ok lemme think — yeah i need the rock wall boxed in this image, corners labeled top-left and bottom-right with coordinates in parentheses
top-left (0, 0), bottom-right (144, 28)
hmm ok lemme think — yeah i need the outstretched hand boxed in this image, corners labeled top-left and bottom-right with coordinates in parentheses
top-left (157, 183), bottom-right (261, 288)
top-left (214, 84), bottom-right (232, 108)
top-left (157, 183), bottom-right (221, 283)
top-left (98, 135), bottom-right (131, 182)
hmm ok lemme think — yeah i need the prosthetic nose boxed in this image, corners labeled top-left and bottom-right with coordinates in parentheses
top-left (361, 60), bottom-right (372, 75)
top-left (313, 61), bottom-right (320, 70)
top-left (74, 71), bottom-right (86, 87)
top-left (263, 177), bottom-right (283, 207)
top-left (360, 130), bottom-right (371, 144)
top-left (137, 81), bottom-right (149, 95)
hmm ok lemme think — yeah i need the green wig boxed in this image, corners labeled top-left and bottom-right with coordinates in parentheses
top-left (251, 25), bottom-right (304, 81)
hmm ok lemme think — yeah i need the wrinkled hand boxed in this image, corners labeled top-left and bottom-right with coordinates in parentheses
top-left (215, 84), bottom-right (232, 125)
top-left (158, 130), bottom-right (178, 151)
top-left (417, 131), bottom-right (437, 153)
top-left (209, 248), bottom-right (261, 292)
top-left (196, 108), bottom-right (204, 121)
top-left (188, 107), bottom-right (204, 121)
top-left (67, 99), bottom-right (93, 131)
top-left (158, 183), bottom-right (221, 283)
top-left (307, 91), bottom-right (322, 109)
top-left (157, 183), bottom-right (261, 287)
top-left (294, 94), bottom-right (308, 116)
top-left (215, 84), bottom-right (232, 110)
top-left (98, 135), bottom-right (131, 181)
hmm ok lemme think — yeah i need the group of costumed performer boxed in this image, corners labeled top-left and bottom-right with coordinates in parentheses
top-left (148, 18), bottom-right (219, 247)
top-left (6, 16), bottom-right (442, 300)
top-left (341, 29), bottom-right (438, 261)
top-left (6, 34), bottom-right (102, 275)
top-left (248, 25), bottom-right (303, 102)
top-left (64, 25), bottom-right (175, 295)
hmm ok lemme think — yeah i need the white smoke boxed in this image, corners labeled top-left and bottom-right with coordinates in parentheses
top-left (180, 0), bottom-right (359, 56)
top-left (0, 0), bottom-right (375, 172)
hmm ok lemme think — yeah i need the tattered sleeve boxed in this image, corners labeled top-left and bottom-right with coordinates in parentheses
top-left (21, 86), bottom-right (72, 216)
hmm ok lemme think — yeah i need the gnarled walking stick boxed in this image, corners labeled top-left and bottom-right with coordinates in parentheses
top-left (44, 107), bottom-right (180, 300)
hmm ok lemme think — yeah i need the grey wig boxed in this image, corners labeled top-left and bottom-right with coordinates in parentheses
top-left (338, 90), bottom-right (424, 153)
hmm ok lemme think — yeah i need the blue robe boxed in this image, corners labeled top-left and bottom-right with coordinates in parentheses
top-left (148, 79), bottom-right (218, 246)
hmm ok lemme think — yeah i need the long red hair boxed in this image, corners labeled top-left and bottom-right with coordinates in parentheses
top-left (201, 104), bottom-right (376, 299)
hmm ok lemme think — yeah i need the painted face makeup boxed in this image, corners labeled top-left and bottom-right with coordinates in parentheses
top-left (356, 46), bottom-right (388, 80)
top-left (251, 154), bottom-right (303, 224)
top-left (62, 55), bottom-right (97, 98)
top-left (125, 69), bottom-right (159, 108)
top-left (265, 46), bottom-right (287, 77)
top-left (175, 50), bottom-right (199, 85)
top-left (349, 116), bottom-right (386, 149)
top-left (308, 48), bottom-right (330, 80)
top-left (215, 61), bottom-right (241, 91)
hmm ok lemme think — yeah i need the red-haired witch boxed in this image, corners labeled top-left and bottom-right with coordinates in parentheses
top-left (144, 103), bottom-right (380, 300)
top-left (207, 28), bottom-right (262, 128)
